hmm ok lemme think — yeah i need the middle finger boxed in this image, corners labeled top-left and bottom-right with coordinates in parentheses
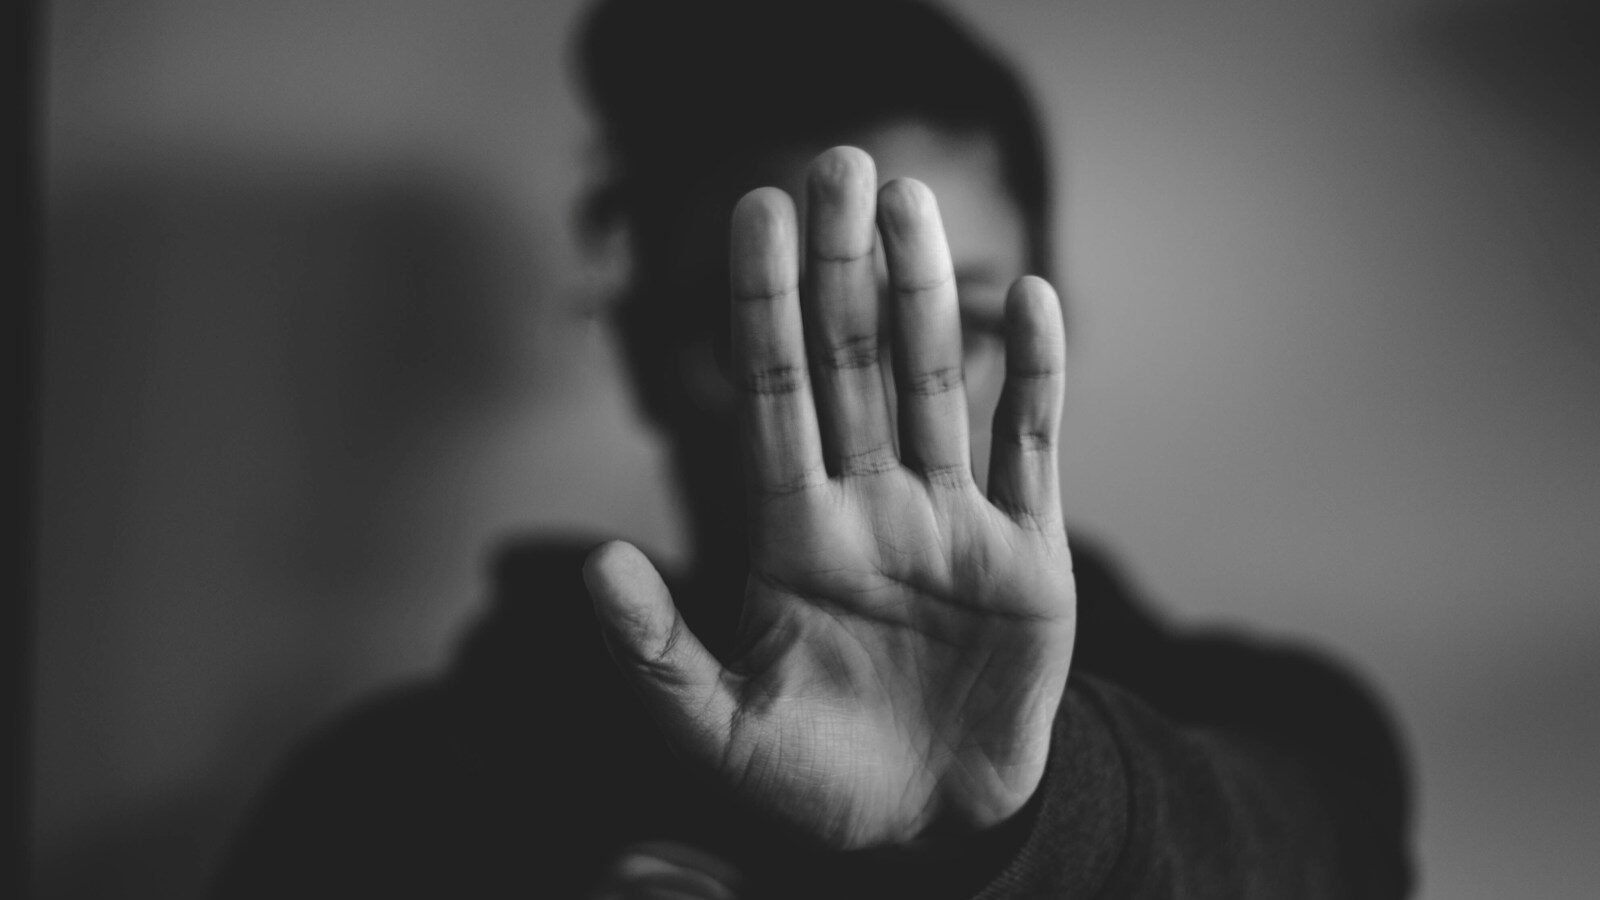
top-left (804, 146), bottom-right (898, 477)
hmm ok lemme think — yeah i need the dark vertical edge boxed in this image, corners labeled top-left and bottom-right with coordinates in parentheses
top-left (9, 0), bottom-right (41, 895)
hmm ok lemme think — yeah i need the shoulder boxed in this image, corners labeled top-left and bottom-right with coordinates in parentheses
top-left (1064, 528), bottom-right (1412, 828)
top-left (213, 534), bottom-right (655, 897)
top-left (211, 682), bottom-right (518, 897)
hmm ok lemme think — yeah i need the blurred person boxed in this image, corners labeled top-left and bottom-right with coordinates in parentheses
top-left (214, 1), bottom-right (1413, 897)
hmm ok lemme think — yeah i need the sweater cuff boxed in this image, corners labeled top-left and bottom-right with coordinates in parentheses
top-left (970, 677), bottom-right (1130, 899)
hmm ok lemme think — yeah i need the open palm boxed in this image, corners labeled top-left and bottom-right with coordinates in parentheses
top-left (585, 147), bottom-right (1077, 850)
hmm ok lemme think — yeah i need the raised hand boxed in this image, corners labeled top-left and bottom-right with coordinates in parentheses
top-left (584, 147), bottom-right (1076, 851)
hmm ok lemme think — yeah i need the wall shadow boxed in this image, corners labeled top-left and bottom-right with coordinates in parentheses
top-left (37, 151), bottom-right (556, 899)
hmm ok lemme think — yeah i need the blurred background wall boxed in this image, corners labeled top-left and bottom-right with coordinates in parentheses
top-left (34, 0), bottom-right (1599, 897)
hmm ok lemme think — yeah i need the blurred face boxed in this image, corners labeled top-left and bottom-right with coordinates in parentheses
top-left (640, 120), bottom-right (1032, 496)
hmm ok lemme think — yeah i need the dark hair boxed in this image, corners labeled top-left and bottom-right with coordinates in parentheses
top-left (573, 0), bottom-right (1054, 277)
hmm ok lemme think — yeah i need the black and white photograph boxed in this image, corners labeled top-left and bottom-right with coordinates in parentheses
top-left (25, 1), bottom-right (1600, 898)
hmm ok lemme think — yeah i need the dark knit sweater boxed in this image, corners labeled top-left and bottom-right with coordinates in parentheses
top-left (212, 534), bottom-right (1413, 899)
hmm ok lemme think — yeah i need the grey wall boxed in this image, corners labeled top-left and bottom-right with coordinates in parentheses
top-left (36, 1), bottom-right (1600, 897)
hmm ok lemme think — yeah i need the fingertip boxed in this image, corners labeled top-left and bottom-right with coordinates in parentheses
top-left (732, 186), bottom-right (797, 239)
top-left (876, 177), bottom-right (938, 231)
top-left (806, 147), bottom-right (878, 259)
top-left (1012, 274), bottom-right (1058, 302)
top-left (807, 145), bottom-right (876, 199)
top-left (1006, 275), bottom-right (1065, 335)
top-left (1004, 276), bottom-right (1066, 377)
top-left (583, 538), bottom-right (636, 586)
top-left (731, 187), bottom-right (799, 299)
top-left (584, 540), bottom-right (654, 608)
top-left (1007, 274), bottom-right (1059, 309)
top-left (876, 178), bottom-right (952, 284)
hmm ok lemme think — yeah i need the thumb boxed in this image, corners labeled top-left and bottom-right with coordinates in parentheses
top-left (584, 541), bottom-right (736, 761)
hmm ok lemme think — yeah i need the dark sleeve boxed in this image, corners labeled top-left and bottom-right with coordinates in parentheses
top-left (207, 537), bottom-right (686, 899)
top-left (206, 683), bottom-right (584, 900)
top-left (959, 546), bottom-right (1415, 899)
top-left (212, 539), bottom-right (1414, 899)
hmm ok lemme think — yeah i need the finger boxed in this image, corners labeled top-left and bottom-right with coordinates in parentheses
top-left (592, 841), bottom-right (743, 900)
top-left (730, 188), bottom-right (826, 498)
top-left (877, 178), bottom-right (970, 485)
top-left (804, 147), bottom-right (897, 477)
top-left (584, 541), bottom-right (736, 764)
top-left (986, 276), bottom-right (1066, 528)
